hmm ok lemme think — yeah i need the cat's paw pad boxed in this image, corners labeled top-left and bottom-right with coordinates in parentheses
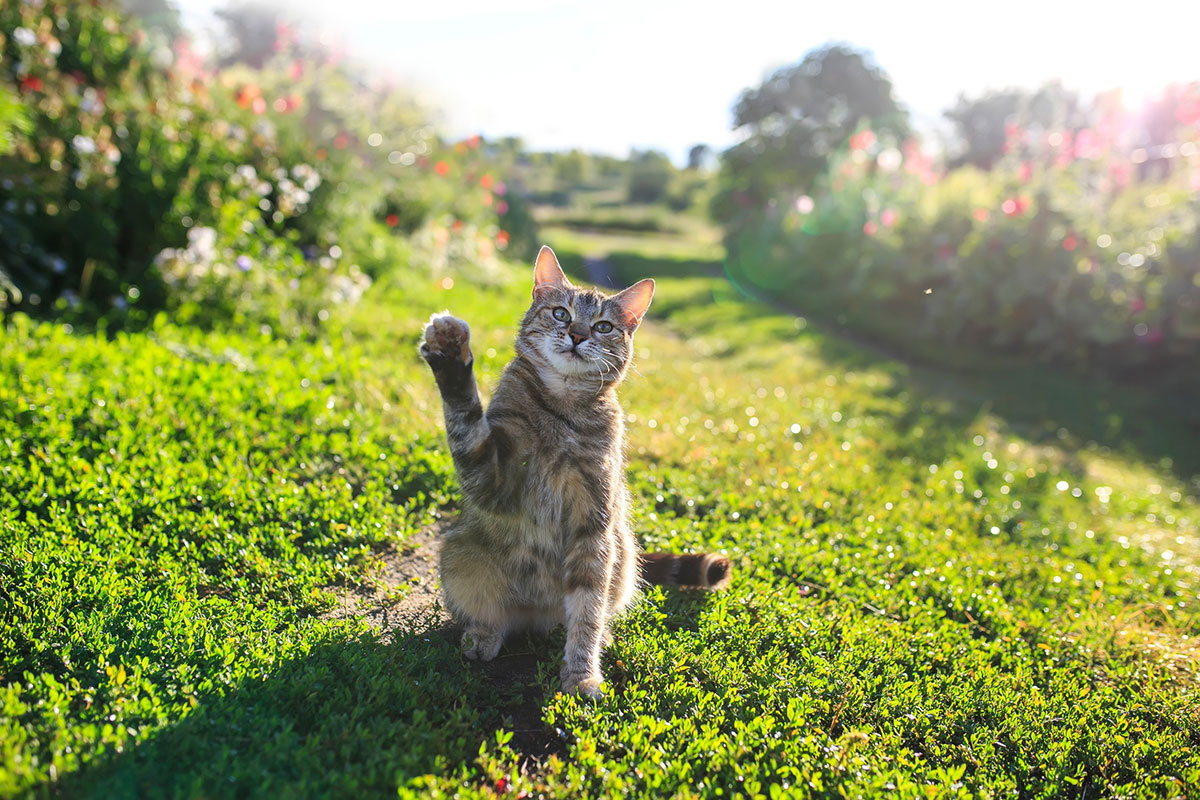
top-left (561, 670), bottom-right (604, 700)
top-left (460, 628), bottom-right (502, 662)
top-left (420, 312), bottom-right (472, 365)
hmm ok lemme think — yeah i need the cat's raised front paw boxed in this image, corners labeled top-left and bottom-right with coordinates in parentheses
top-left (420, 312), bottom-right (472, 366)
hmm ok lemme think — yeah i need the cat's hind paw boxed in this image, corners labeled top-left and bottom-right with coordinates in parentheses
top-left (420, 312), bottom-right (472, 366)
top-left (460, 626), bottom-right (502, 662)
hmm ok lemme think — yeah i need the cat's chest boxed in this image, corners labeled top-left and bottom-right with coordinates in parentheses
top-left (523, 436), bottom-right (620, 527)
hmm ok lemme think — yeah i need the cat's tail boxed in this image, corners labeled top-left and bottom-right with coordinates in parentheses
top-left (639, 552), bottom-right (732, 590)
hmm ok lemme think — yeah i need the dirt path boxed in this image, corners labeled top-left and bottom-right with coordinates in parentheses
top-left (322, 519), bottom-right (567, 766)
top-left (321, 520), bottom-right (449, 637)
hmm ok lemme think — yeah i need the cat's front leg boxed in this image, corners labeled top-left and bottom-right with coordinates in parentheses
top-left (420, 312), bottom-right (475, 397)
top-left (560, 537), bottom-right (614, 699)
top-left (420, 313), bottom-right (489, 465)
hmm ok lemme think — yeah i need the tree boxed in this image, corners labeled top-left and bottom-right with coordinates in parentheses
top-left (945, 83), bottom-right (1093, 170)
top-left (712, 44), bottom-right (907, 223)
top-left (686, 143), bottom-right (712, 171)
top-left (120, 0), bottom-right (182, 40)
top-left (944, 89), bottom-right (1025, 169)
top-left (553, 149), bottom-right (590, 187)
top-left (627, 150), bottom-right (673, 204)
top-left (214, 2), bottom-right (284, 68)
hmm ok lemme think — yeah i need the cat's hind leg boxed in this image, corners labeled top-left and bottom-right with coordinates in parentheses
top-left (440, 522), bottom-right (517, 662)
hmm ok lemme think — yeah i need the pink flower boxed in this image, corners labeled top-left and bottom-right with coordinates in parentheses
top-left (1109, 162), bottom-right (1132, 189)
top-left (1062, 234), bottom-right (1078, 251)
top-left (1018, 162), bottom-right (1032, 182)
top-left (1130, 297), bottom-right (1145, 313)
top-left (1074, 129), bottom-right (1102, 159)
top-left (880, 209), bottom-right (897, 227)
top-left (1001, 196), bottom-right (1029, 217)
top-left (849, 130), bottom-right (876, 152)
top-left (863, 220), bottom-right (878, 236)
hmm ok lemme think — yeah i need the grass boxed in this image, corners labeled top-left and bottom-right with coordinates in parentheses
top-left (2, 233), bottom-right (1198, 797)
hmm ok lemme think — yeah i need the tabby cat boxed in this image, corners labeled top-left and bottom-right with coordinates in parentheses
top-left (419, 246), bottom-right (730, 698)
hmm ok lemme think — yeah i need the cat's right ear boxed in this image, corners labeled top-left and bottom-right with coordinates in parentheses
top-left (533, 245), bottom-right (570, 296)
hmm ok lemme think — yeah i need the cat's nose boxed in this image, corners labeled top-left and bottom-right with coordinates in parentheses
top-left (568, 325), bottom-right (589, 345)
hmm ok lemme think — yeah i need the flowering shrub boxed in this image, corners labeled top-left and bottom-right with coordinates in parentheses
top-left (0, 1), bottom-right (252, 321)
top-left (153, 163), bottom-right (371, 332)
top-left (0, 1), bottom-right (532, 329)
top-left (725, 91), bottom-right (1200, 383)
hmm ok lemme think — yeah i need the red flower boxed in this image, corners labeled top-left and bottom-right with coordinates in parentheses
top-left (19, 75), bottom-right (43, 92)
top-left (467, 134), bottom-right (482, 148)
top-left (863, 220), bottom-right (878, 236)
top-left (1130, 297), bottom-right (1145, 313)
top-left (496, 230), bottom-right (510, 248)
top-left (289, 60), bottom-right (304, 81)
top-left (333, 133), bottom-right (349, 150)
top-left (236, 85), bottom-right (260, 109)
top-left (1017, 162), bottom-right (1032, 182)
top-left (1062, 234), bottom-right (1078, 251)
top-left (479, 174), bottom-right (493, 189)
top-left (434, 160), bottom-right (450, 176)
top-left (973, 208), bottom-right (990, 222)
top-left (848, 130), bottom-right (876, 152)
top-left (385, 213), bottom-right (399, 227)
top-left (451, 219), bottom-right (463, 231)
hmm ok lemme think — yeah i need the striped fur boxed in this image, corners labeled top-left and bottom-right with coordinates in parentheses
top-left (419, 246), bottom-right (730, 698)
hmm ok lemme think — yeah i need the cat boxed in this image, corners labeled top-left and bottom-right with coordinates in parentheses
top-left (418, 245), bottom-right (731, 698)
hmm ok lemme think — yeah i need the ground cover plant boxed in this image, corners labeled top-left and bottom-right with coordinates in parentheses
top-left (3, 231), bottom-right (1198, 797)
top-left (2, 5), bottom-right (1199, 797)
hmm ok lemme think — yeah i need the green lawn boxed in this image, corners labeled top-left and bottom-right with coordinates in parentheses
top-left (2, 243), bottom-right (1198, 797)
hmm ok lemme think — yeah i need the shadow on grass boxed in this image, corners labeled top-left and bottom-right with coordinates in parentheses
top-left (69, 589), bottom-right (727, 798)
top-left (70, 620), bottom-right (565, 798)
top-left (649, 272), bottom-right (1200, 484)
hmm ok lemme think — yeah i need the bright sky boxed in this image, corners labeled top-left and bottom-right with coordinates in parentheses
top-left (177, 0), bottom-right (1200, 163)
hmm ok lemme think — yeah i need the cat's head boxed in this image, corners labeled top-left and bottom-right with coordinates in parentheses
top-left (517, 246), bottom-right (654, 389)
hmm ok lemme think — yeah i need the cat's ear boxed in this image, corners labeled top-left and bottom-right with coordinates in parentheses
top-left (533, 245), bottom-right (569, 295)
top-left (612, 279), bottom-right (655, 328)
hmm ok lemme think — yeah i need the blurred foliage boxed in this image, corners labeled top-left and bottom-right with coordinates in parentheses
top-left (712, 44), bottom-right (908, 226)
top-left (119, 0), bottom-right (182, 41)
top-left (722, 83), bottom-right (1200, 389)
top-left (0, 0), bottom-right (532, 332)
top-left (945, 83), bottom-right (1093, 170)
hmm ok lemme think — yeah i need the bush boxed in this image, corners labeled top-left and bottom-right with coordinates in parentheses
top-left (0, 1), bottom-right (533, 332)
top-left (723, 99), bottom-right (1200, 388)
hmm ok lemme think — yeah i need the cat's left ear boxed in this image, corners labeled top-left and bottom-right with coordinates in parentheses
top-left (612, 279), bottom-right (655, 328)
top-left (533, 245), bottom-right (570, 295)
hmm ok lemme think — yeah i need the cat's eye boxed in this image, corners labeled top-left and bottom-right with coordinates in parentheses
top-left (551, 307), bottom-right (570, 322)
top-left (593, 321), bottom-right (614, 333)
